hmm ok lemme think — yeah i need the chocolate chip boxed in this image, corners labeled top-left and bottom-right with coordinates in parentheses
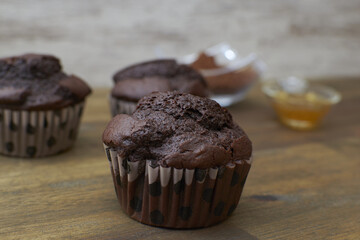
top-left (179, 206), bottom-right (192, 221)
top-left (130, 196), bottom-right (142, 212)
top-left (149, 181), bottom-right (161, 197)
top-left (173, 179), bottom-right (185, 195)
top-left (202, 188), bottom-right (213, 203)
top-left (150, 210), bottom-right (164, 225)
top-left (26, 124), bottom-right (35, 134)
top-left (214, 201), bottom-right (225, 216)
top-left (227, 204), bottom-right (237, 216)
top-left (231, 171), bottom-right (240, 186)
top-left (47, 136), bottom-right (56, 148)
top-left (5, 142), bottom-right (14, 152)
top-left (26, 146), bottom-right (36, 157)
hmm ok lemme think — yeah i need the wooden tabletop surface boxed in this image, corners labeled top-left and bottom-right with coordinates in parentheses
top-left (1, 78), bottom-right (359, 240)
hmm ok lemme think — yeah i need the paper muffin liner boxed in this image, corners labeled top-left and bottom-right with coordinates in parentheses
top-left (0, 101), bottom-right (85, 158)
top-left (104, 144), bottom-right (252, 229)
top-left (110, 96), bottom-right (137, 116)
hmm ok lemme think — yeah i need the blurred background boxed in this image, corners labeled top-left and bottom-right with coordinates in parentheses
top-left (1, 0), bottom-right (359, 87)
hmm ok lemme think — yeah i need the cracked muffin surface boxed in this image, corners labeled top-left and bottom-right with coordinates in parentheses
top-left (103, 91), bottom-right (252, 169)
top-left (111, 59), bottom-right (208, 102)
top-left (0, 53), bottom-right (91, 110)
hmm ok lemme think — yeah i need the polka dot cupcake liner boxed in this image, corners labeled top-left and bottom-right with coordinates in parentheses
top-left (104, 144), bottom-right (252, 229)
top-left (110, 96), bottom-right (137, 117)
top-left (0, 102), bottom-right (85, 158)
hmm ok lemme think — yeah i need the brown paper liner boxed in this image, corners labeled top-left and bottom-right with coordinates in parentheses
top-left (0, 102), bottom-right (85, 158)
top-left (104, 144), bottom-right (252, 229)
top-left (110, 96), bottom-right (137, 116)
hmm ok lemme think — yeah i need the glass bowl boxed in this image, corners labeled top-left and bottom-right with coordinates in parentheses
top-left (178, 42), bottom-right (266, 107)
top-left (262, 77), bottom-right (341, 130)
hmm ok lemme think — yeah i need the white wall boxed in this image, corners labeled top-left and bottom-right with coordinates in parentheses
top-left (1, 0), bottom-right (359, 86)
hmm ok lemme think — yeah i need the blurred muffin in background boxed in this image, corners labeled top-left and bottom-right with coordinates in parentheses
top-left (0, 53), bottom-right (91, 158)
top-left (110, 59), bottom-right (208, 116)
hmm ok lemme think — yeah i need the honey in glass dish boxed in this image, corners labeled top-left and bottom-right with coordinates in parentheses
top-left (262, 78), bottom-right (341, 130)
top-left (272, 91), bottom-right (333, 130)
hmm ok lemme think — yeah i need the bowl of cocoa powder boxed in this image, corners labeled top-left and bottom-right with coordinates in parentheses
top-left (179, 43), bottom-right (266, 107)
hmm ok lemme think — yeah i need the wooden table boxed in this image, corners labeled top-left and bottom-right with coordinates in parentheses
top-left (1, 78), bottom-right (359, 240)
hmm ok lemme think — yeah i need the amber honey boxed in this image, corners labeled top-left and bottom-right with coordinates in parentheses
top-left (271, 91), bottom-right (332, 130)
top-left (262, 79), bottom-right (341, 131)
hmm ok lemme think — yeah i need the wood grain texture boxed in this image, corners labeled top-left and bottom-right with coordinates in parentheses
top-left (1, 78), bottom-right (360, 240)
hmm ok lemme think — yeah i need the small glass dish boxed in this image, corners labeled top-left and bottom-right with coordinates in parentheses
top-left (178, 42), bottom-right (266, 107)
top-left (262, 77), bottom-right (341, 130)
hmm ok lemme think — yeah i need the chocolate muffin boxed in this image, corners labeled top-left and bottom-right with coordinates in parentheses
top-left (110, 59), bottom-right (208, 116)
top-left (103, 91), bottom-right (252, 228)
top-left (0, 53), bottom-right (91, 157)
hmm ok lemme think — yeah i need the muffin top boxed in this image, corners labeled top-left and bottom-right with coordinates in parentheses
top-left (111, 59), bottom-right (208, 102)
top-left (103, 91), bottom-right (252, 169)
top-left (0, 53), bottom-right (91, 110)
